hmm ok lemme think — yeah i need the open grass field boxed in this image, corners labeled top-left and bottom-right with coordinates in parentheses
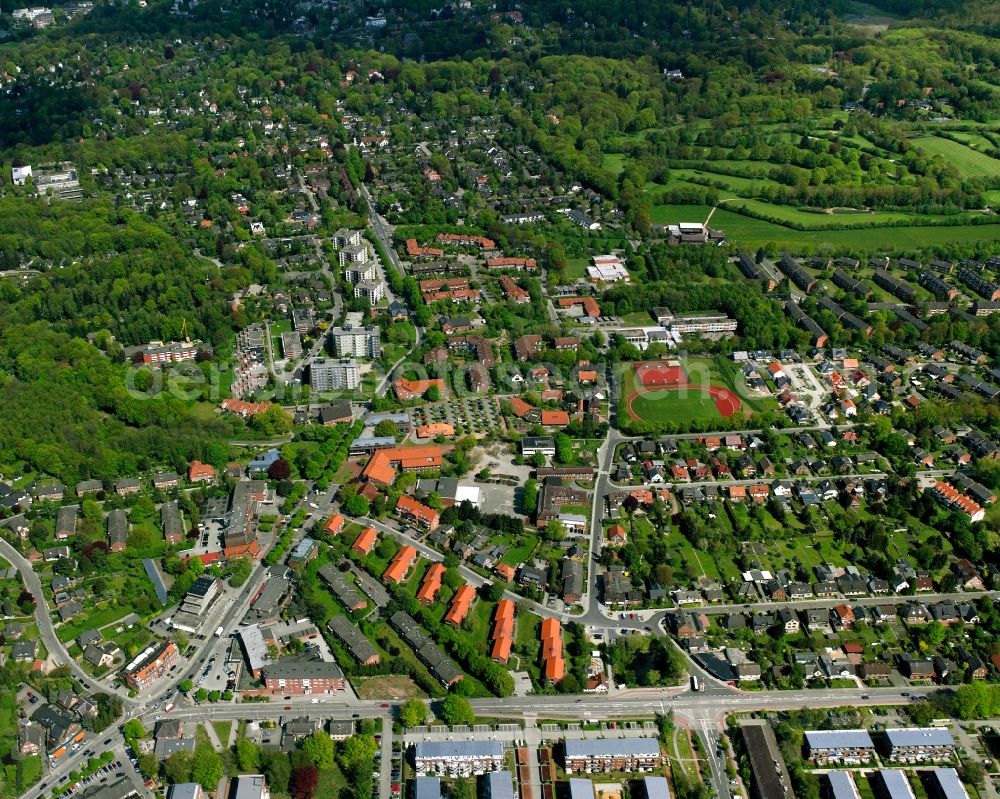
top-left (652, 204), bottom-right (1000, 251)
top-left (629, 390), bottom-right (725, 425)
top-left (353, 674), bottom-right (425, 699)
top-left (621, 359), bottom-right (742, 425)
top-left (601, 153), bottom-right (628, 175)
top-left (911, 135), bottom-right (1000, 178)
top-left (649, 204), bottom-right (715, 226)
top-left (57, 604), bottom-right (135, 642)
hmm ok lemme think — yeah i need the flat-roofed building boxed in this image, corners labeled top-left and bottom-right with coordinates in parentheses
top-left (929, 768), bottom-right (969, 799)
top-left (484, 770), bottom-right (515, 799)
top-left (260, 655), bottom-right (344, 695)
top-left (885, 728), bottom-right (955, 763)
top-left (828, 771), bottom-right (861, 799)
top-left (805, 729), bottom-right (875, 765)
top-left (228, 775), bottom-right (269, 799)
top-left (569, 779), bottom-right (595, 799)
top-left (412, 741), bottom-right (504, 776)
top-left (876, 770), bottom-right (917, 799)
top-left (643, 776), bottom-right (671, 799)
top-left (414, 777), bottom-right (441, 799)
top-left (562, 738), bottom-right (663, 773)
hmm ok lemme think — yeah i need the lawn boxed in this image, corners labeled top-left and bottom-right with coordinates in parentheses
top-left (629, 390), bottom-right (723, 425)
top-left (57, 604), bottom-right (135, 643)
top-left (649, 204), bottom-right (715, 226)
top-left (565, 257), bottom-right (590, 280)
top-left (211, 721), bottom-right (232, 746)
top-left (500, 534), bottom-right (539, 567)
top-left (912, 136), bottom-right (1000, 179)
top-left (673, 205), bottom-right (1000, 251)
top-left (353, 675), bottom-right (425, 699)
top-left (601, 153), bottom-right (628, 175)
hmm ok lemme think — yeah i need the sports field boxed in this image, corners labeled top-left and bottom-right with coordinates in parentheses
top-left (623, 361), bottom-right (742, 425)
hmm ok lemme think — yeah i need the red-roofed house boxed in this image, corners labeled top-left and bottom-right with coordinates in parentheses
top-left (396, 495), bottom-right (440, 530)
top-left (188, 461), bottom-right (217, 483)
top-left (383, 545), bottom-right (418, 585)
top-left (353, 527), bottom-right (378, 556)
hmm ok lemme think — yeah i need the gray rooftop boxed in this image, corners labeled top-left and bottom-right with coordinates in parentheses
top-left (228, 775), bottom-right (268, 799)
top-left (805, 729), bottom-right (874, 750)
top-left (643, 776), bottom-right (671, 799)
top-left (413, 741), bottom-right (503, 759)
top-left (931, 768), bottom-right (969, 799)
top-left (885, 727), bottom-right (954, 748)
top-left (569, 779), bottom-right (595, 799)
top-left (877, 770), bottom-right (916, 799)
top-left (485, 771), bottom-right (515, 799)
top-left (167, 785), bottom-right (202, 799)
top-left (414, 777), bottom-right (441, 799)
top-left (827, 771), bottom-right (861, 799)
top-left (564, 738), bottom-right (661, 757)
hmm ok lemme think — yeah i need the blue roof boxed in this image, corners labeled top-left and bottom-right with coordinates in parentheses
top-left (413, 741), bottom-right (503, 759)
top-left (827, 772), bottom-right (861, 799)
top-left (142, 558), bottom-right (169, 605)
top-left (885, 727), bottom-right (954, 748)
top-left (643, 776), bottom-right (671, 799)
top-left (931, 768), bottom-right (969, 799)
top-left (414, 777), bottom-right (440, 799)
top-left (248, 448), bottom-right (282, 470)
top-left (878, 770), bottom-right (916, 799)
top-left (805, 729), bottom-right (874, 750)
top-left (564, 738), bottom-right (661, 757)
top-left (485, 771), bottom-right (515, 799)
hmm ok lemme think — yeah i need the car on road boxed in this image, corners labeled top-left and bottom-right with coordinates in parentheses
top-left (284, 705), bottom-right (292, 710)
top-left (352, 713), bottom-right (360, 718)
top-left (380, 703), bottom-right (389, 708)
top-left (103, 738), bottom-right (112, 745)
top-left (861, 694), bottom-right (870, 700)
top-left (901, 692), bottom-right (910, 697)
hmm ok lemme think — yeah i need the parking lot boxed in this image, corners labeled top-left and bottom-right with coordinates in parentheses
top-left (409, 396), bottom-right (504, 437)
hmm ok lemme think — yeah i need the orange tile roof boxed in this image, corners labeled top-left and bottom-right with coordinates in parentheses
top-left (352, 526), bottom-right (378, 555)
top-left (224, 541), bottom-right (261, 559)
top-left (490, 636), bottom-right (513, 663)
top-left (188, 460), bottom-right (217, 481)
top-left (494, 563), bottom-right (515, 582)
top-left (395, 377), bottom-right (447, 401)
top-left (324, 514), bottom-right (345, 535)
top-left (556, 296), bottom-right (601, 317)
top-left (509, 397), bottom-right (534, 418)
top-left (417, 562), bottom-right (446, 604)
top-left (220, 398), bottom-right (271, 417)
top-left (541, 410), bottom-right (570, 426)
top-left (540, 617), bottom-right (564, 682)
top-left (486, 256), bottom-right (537, 269)
top-left (406, 239), bottom-right (444, 258)
top-left (361, 445), bottom-right (445, 486)
top-left (444, 584), bottom-right (476, 626)
top-left (416, 423), bottom-right (455, 439)
top-left (383, 545), bottom-right (418, 584)
top-left (576, 370), bottom-right (599, 383)
top-left (437, 232), bottom-right (496, 249)
top-left (361, 451), bottom-right (397, 486)
top-left (607, 524), bottom-right (626, 541)
top-left (396, 495), bottom-right (440, 528)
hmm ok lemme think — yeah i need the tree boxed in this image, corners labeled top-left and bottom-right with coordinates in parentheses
top-left (302, 730), bottom-right (335, 769)
top-left (123, 720), bottom-right (145, 741)
top-left (267, 458), bottom-right (292, 481)
top-left (138, 752), bottom-right (159, 779)
top-left (544, 519), bottom-right (565, 543)
top-left (250, 404), bottom-right (292, 437)
top-left (345, 494), bottom-right (370, 517)
top-left (399, 698), bottom-right (427, 728)
top-left (426, 385), bottom-right (440, 402)
top-left (264, 752), bottom-right (291, 794)
top-left (192, 744), bottom-right (223, 789)
top-left (164, 752), bottom-right (194, 784)
top-left (373, 420), bottom-right (399, 438)
top-left (291, 766), bottom-right (319, 799)
top-left (229, 556), bottom-right (252, 587)
top-left (439, 694), bottom-right (475, 726)
top-left (236, 738), bottom-right (261, 771)
top-left (338, 734), bottom-right (378, 775)
top-left (178, 679), bottom-right (194, 693)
